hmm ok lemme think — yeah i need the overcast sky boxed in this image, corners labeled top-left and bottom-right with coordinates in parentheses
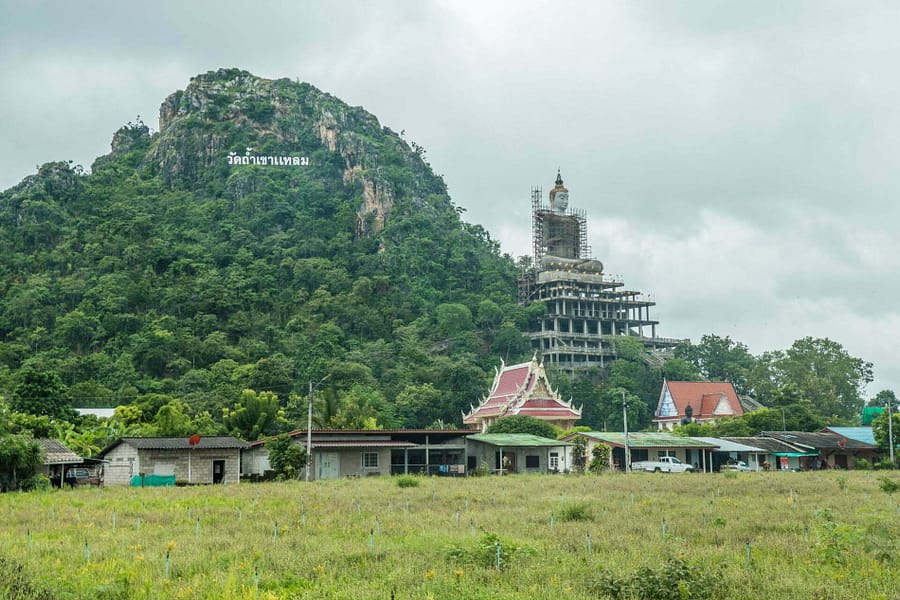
top-left (2, 1), bottom-right (898, 399)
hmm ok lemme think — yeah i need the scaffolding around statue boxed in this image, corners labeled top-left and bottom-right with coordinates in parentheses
top-left (517, 172), bottom-right (686, 370)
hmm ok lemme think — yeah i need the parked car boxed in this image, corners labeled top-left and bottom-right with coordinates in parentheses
top-left (722, 460), bottom-right (756, 472)
top-left (64, 467), bottom-right (100, 486)
top-left (631, 456), bottom-right (694, 473)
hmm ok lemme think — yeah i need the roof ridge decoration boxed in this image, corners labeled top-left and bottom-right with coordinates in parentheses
top-left (462, 357), bottom-right (581, 430)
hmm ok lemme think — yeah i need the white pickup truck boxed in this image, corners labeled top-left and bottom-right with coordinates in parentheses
top-left (631, 456), bottom-right (694, 473)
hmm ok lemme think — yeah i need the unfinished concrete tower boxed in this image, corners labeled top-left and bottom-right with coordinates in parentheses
top-left (517, 171), bottom-right (683, 370)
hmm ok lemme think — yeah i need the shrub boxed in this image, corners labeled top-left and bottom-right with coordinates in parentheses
top-left (558, 501), bottom-right (593, 522)
top-left (855, 458), bottom-right (872, 470)
top-left (878, 477), bottom-right (900, 495)
top-left (592, 557), bottom-right (721, 600)
top-left (21, 474), bottom-right (51, 492)
top-left (589, 444), bottom-right (611, 474)
top-left (394, 475), bottom-right (420, 488)
top-left (875, 457), bottom-right (896, 470)
top-left (446, 533), bottom-right (535, 569)
top-left (471, 462), bottom-right (490, 477)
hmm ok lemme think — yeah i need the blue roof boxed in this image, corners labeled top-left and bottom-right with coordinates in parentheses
top-left (822, 427), bottom-right (875, 446)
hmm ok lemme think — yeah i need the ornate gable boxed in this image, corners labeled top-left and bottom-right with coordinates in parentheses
top-left (463, 355), bottom-right (581, 432)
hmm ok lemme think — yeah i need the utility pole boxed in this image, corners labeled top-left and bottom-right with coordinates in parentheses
top-left (306, 374), bottom-right (331, 482)
top-left (888, 397), bottom-right (895, 466)
top-left (622, 390), bottom-right (631, 473)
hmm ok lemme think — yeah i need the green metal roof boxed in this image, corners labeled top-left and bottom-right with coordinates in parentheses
top-left (568, 432), bottom-right (718, 449)
top-left (467, 433), bottom-right (573, 447)
top-left (772, 451), bottom-right (819, 457)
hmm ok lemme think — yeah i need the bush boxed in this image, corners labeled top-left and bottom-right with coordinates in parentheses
top-left (855, 458), bottom-right (872, 470)
top-left (557, 501), bottom-right (593, 522)
top-left (878, 477), bottom-right (900, 495)
top-left (21, 474), bottom-right (51, 492)
top-left (394, 475), bottom-right (420, 488)
top-left (592, 557), bottom-right (722, 600)
top-left (446, 533), bottom-right (535, 569)
top-left (875, 457), bottom-right (896, 470)
top-left (471, 462), bottom-right (490, 477)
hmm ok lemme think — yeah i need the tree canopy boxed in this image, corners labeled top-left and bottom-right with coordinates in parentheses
top-left (486, 415), bottom-right (559, 440)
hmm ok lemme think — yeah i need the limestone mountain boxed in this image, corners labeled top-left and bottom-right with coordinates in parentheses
top-left (0, 68), bottom-right (529, 431)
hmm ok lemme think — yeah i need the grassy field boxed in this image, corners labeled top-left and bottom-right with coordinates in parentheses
top-left (1, 471), bottom-right (898, 599)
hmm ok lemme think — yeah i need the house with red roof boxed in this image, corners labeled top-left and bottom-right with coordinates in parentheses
top-left (462, 355), bottom-right (581, 433)
top-left (653, 380), bottom-right (744, 431)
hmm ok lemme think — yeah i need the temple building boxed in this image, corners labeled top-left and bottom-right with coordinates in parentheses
top-left (517, 171), bottom-right (684, 370)
top-left (653, 380), bottom-right (744, 431)
top-left (463, 355), bottom-right (581, 432)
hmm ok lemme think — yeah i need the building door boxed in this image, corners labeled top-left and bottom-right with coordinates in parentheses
top-left (212, 460), bottom-right (225, 484)
top-left (317, 452), bottom-right (340, 480)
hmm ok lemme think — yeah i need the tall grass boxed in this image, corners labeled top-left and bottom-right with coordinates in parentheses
top-left (0, 472), bottom-right (896, 599)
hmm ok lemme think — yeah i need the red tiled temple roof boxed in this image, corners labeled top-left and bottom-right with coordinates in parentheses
top-left (654, 380), bottom-right (743, 425)
top-left (463, 356), bottom-right (581, 431)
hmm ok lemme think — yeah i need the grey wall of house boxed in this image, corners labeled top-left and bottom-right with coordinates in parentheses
top-left (136, 448), bottom-right (241, 484)
top-left (336, 448), bottom-right (390, 478)
top-left (104, 444), bottom-right (141, 485)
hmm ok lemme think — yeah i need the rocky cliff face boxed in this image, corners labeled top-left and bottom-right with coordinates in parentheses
top-left (132, 68), bottom-right (444, 234)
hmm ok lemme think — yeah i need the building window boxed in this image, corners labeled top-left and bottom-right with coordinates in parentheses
top-left (362, 452), bottom-right (378, 468)
top-left (549, 452), bottom-right (559, 471)
top-left (525, 455), bottom-right (540, 468)
top-left (657, 450), bottom-right (675, 458)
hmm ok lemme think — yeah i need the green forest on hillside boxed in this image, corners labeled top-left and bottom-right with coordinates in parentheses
top-left (0, 70), bottom-right (534, 438)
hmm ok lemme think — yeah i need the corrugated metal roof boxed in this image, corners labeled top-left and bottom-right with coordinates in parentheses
top-left (38, 439), bottom-right (82, 464)
top-left (722, 437), bottom-right (803, 453)
top-left (691, 437), bottom-right (766, 453)
top-left (102, 436), bottom-right (247, 453)
top-left (467, 433), bottom-right (573, 447)
top-left (761, 431), bottom-right (875, 450)
top-left (309, 441), bottom-right (417, 448)
top-left (820, 427), bottom-right (876, 446)
top-left (566, 432), bottom-right (718, 449)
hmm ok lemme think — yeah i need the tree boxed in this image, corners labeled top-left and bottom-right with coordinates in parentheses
top-left (872, 410), bottom-right (899, 462)
top-left (571, 437), bottom-right (588, 473)
top-left (661, 358), bottom-right (702, 383)
top-left (267, 434), bottom-right (306, 479)
top-left (0, 435), bottom-right (45, 490)
top-left (395, 383), bottom-right (443, 428)
top-left (10, 365), bottom-right (75, 420)
top-left (869, 390), bottom-right (897, 409)
top-left (223, 389), bottom-right (285, 441)
top-left (588, 443), bottom-right (611, 474)
top-left (486, 415), bottom-right (558, 439)
top-left (753, 338), bottom-right (873, 421)
top-left (152, 400), bottom-right (196, 437)
top-left (676, 334), bottom-right (756, 395)
top-left (598, 387), bottom-right (648, 433)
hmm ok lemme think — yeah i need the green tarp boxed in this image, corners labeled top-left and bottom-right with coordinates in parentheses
top-left (130, 474), bottom-right (176, 487)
